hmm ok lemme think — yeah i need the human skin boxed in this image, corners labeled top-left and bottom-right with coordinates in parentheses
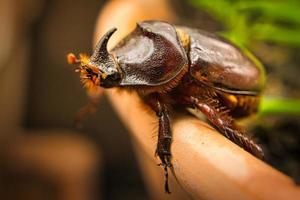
top-left (91, 0), bottom-right (300, 199)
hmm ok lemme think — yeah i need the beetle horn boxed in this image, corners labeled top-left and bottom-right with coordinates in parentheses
top-left (90, 27), bottom-right (117, 64)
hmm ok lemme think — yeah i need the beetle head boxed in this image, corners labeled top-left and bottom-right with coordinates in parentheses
top-left (89, 28), bottom-right (121, 88)
top-left (67, 28), bottom-right (121, 89)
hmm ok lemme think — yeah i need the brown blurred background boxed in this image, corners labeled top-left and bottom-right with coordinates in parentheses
top-left (0, 0), bottom-right (148, 199)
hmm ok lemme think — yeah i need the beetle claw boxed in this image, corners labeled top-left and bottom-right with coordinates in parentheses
top-left (160, 162), bottom-right (172, 193)
top-left (156, 154), bottom-right (172, 194)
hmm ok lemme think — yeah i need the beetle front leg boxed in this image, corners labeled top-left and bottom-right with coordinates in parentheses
top-left (157, 102), bottom-right (172, 193)
top-left (145, 95), bottom-right (172, 193)
top-left (75, 87), bottom-right (104, 128)
top-left (156, 102), bottom-right (172, 163)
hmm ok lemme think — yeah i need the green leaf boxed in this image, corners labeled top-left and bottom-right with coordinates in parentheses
top-left (189, 0), bottom-right (239, 29)
top-left (190, 0), bottom-right (300, 47)
top-left (251, 23), bottom-right (300, 47)
top-left (236, 1), bottom-right (300, 25)
top-left (259, 97), bottom-right (300, 115)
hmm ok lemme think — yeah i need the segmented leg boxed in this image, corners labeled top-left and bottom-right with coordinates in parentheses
top-left (157, 102), bottom-right (172, 193)
top-left (75, 87), bottom-right (104, 128)
top-left (145, 95), bottom-right (172, 193)
top-left (189, 96), bottom-right (264, 159)
top-left (75, 101), bottom-right (98, 128)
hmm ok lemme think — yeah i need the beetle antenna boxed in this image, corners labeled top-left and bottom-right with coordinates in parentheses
top-left (67, 53), bottom-right (80, 65)
top-left (90, 27), bottom-right (117, 64)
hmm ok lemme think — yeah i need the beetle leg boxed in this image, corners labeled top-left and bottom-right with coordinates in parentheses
top-left (145, 95), bottom-right (172, 193)
top-left (189, 96), bottom-right (264, 160)
top-left (75, 101), bottom-right (97, 128)
top-left (157, 103), bottom-right (172, 193)
top-left (75, 87), bottom-right (104, 128)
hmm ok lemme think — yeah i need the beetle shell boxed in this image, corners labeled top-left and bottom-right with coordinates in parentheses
top-left (111, 21), bottom-right (188, 86)
top-left (180, 27), bottom-right (265, 94)
top-left (112, 21), bottom-right (265, 94)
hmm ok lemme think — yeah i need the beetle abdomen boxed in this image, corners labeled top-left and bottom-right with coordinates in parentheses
top-left (111, 21), bottom-right (188, 86)
top-left (179, 27), bottom-right (265, 94)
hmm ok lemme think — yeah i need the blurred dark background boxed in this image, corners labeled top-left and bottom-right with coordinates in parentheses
top-left (0, 0), bottom-right (146, 199)
top-left (0, 0), bottom-right (299, 199)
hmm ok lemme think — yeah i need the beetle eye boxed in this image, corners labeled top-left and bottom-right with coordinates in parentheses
top-left (85, 68), bottom-right (93, 74)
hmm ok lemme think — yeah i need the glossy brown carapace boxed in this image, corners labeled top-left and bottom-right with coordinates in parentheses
top-left (68, 20), bottom-right (265, 193)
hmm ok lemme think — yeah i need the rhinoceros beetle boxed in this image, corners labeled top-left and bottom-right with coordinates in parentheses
top-left (67, 20), bottom-right (265, 193)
